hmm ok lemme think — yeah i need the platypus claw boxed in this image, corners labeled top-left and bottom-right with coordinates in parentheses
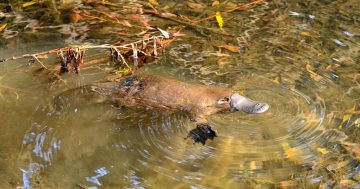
top-left (186, 123), bottom-right (217, 145)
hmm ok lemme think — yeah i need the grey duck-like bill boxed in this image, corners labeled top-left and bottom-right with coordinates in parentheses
top-left (230, 93), bottom-right (269, 114)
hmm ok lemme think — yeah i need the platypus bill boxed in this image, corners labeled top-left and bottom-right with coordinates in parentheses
top-left (55, 75), bottom-right (269, 145)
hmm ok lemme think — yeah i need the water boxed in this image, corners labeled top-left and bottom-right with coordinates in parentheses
top-left (0, 0), bottom-right (359, 188)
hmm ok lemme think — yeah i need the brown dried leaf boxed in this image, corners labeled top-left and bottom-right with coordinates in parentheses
top-left (132, 15), bottom-right (152, 28)
top-left (279, 180), bottom-right (298, 188)
top-left (120, 20), bottom-right (132, 27)
top-left (217, 45), bottom-right (240, 52)
top-left (342, 142), bottom-right (360, 161)
top-left (149, 0), bottom-right (159, 6)
top-left (300, 31), bottom-right (311, 37)
top-left (340, 180), bottom-right (356, 187)
top-left (161, 12), bottom-right (177, 18)
top-left (142, 33), bottom-right (151, 40)
top-left (70, 12), bottom-right (82, 23)
top-left (187, 1), bottom-right (205, 9)
top-left (306, 64), bottom-right (324, 82)
top-left (217, 57), bottom-right (229, 67)
top-left (212, 1), bottom-right (220, 7)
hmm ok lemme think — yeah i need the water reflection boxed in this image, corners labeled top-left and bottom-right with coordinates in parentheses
top-left (0, 0), bottom-right (359, 188)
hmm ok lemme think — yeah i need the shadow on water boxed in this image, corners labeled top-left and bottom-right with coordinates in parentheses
top-left (0, 0), bottom-right (359, 188)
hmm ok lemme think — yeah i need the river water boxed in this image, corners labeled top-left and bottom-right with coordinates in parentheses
top-left (0, 0), bottom-right (359, 188)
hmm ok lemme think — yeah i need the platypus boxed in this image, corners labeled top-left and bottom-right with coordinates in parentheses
top-left (55, 75), bottom-right (269, 144)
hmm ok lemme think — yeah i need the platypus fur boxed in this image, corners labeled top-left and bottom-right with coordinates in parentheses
top-left (55, 75), bottom-right (269, 144)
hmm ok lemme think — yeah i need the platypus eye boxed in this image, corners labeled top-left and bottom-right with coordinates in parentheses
top-left (217, 97), bottom-right (230, 104)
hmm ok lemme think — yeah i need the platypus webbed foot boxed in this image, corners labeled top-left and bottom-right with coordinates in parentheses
top-left (230, 93), bottom-right (269, 114)
top-left (186, 124), bottom-right (217, 145)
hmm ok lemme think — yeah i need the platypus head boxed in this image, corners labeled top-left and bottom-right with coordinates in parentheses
top-left (226, 93), bottom-right (269, 114)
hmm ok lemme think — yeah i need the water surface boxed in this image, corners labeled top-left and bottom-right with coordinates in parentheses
top-left (0, 0), bottom-right (359, 188)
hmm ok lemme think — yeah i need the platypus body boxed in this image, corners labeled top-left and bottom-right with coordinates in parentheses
top-left (55, 75), bottom-right (269, 144)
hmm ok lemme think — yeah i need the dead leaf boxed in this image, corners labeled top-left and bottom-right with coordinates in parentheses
top-left (0, 24), bottom-right (7, 33)
top-left (300, 31), bottom-right (311, 37)
top-left (142, 33), bottom-right (151, 40)
top-left (342, 142), bottom-right (360, 161)
top-left (22, 1), bottom-right (36, 8)
top-left (149, 0), bottom-right (159, 6)
top-left (132, 15), bottom-right (152, 29)
top-left (306, 64), bottom-right (324, 82)
top-left (317, 147), bottom-right (330, 155)
top-left (217, 44), bottom-right (239, 52)
top-left (120, 20), bottom-right (132, 27)
top-left (215, 11), bottom-right (223, 29)
top-left (157, 28), bottom-right (170, 39)
top-left (279, 180), bottom-right (298, 188)
top-left (186, 1), bottom-right (205, 9)
top-left (339, 106), bottom-right (355, 128)
top-left (212, 0), bottom-right (220, 6)
top-left (161, 12), bottom-right (177, 18)
top-left (326, 160), bottom-right (349, 171)
top-left (217, 57), bottom-right (229, 67)
top-left (340, 180), bottom-right (356, 187)
top-left (70, 12), bottom-right (82, 23)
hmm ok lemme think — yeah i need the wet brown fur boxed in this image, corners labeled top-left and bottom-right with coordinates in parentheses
top-left (55, 75), bottom-right (233, 144)
top-left (114, 75), bottom-right (232, 118)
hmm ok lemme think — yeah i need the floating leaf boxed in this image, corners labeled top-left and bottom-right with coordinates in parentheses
top-left (282, 143), bottom-right (295, 158)
top-left (0, 24), bottom-right (7, 33)
top-left (157, 28), bottom-right (170, 39)
top-left (120, 20), bottom-right (132, 27)
top-left (280, 180), bottom-right (298, 188)
top-left (339, 106), bottom-right (355, 128)
top-left (340, 180), bottom-right (356, 187)
top-left (217, 44), bottom-right (240, 52)
top-left (14, 91), bottom-right (19, 100)
top-left (22, 1), bottom-right (37, 8)
top-left (306, 64), bottom-right (324, 82)
top-left (342, 142), bottom-right (360, 161)
top-left (217, 57), bottom-right (229, 67)
top-left (186, 2), bottom-right (205, 9)
top-left (212, 0), bottom-right (220, 6)
top-left (285, 148), bottom-right (297, 158)
top-left (317, 147), bottom-right (330, 155)
top-left (70, 12), bottom-right (82, 23)
top-left (215, 11), bottom-right (223, 29)
top-left (300, 31), bottom-right (311, 37)
top-left (149, 0), bottom-right (159, 6)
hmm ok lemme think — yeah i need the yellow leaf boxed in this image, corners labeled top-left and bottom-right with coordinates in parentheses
top-left (215, 11), bottom-right (223, 29)
top-left (339, 106), bottom-right (355, 128)
top-left (0, 24), bottom-right (7, 33)
top-left (300, 31), bottom-right (311, 37)
top-left (285, 148), bottom-right (297, 158)
top-left (13, 91), bottom-right (19, 100)
top-left (317, 147), bottom-right (330, 155)
top-left (22, 1), bottom-right (37, 8)
top-left (217, 44), bottom-right (240, 52)
top-left (212, 0), bottom-right (220, 6)
top-left (149, 0), bottom-right (159, 6)
top-left (282, 143), bottom-right (296, 158)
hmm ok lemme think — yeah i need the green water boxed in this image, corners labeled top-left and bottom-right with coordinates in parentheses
top-left (0, 0), bottom-right (359, 188)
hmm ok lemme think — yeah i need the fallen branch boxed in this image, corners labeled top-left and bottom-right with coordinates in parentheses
top-left (0, 32), bottom-right (171, 75)
top-left (0, 35), bottom-right (164, 63)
